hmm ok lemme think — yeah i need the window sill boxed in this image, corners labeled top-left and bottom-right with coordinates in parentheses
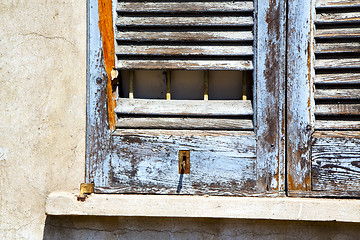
top-left (46, 192), bottom-right (360, 222)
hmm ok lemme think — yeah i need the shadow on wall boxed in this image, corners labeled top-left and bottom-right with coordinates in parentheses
top-left (43, 216), bottom-right (360, 240)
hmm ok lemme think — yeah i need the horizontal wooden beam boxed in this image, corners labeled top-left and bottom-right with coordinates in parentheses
top-left (315, 120), bottom-right (360, 130)
top-left (116, 117), bottom-right (254, 130)
top-left (315, 73), bottom-right (360, 84)
top-left (115, 99), bottom-right (253, 116)
top-left (116, 45), bottom-right (253, 56)
top-left (315, 11), bottom-right (360, 25)
top-left (315, 42), bottom-right (360, 54)
top-left (315, 58), bottom-right (360, 69)
top-left (315, 28), bottom-right (360, 39)
top-left (316, 0), bottom-right (360, 9)
top-left (116, 16), bottom-right (254, 27)
top-left (315, 103), bottom-right (360, 115)
top-left (116, 60), bottom-right (254, 70)
top-left (116, 31), bottom-right (253, 42)
top-left (117, 1), bottom-right (254, 13)
top-left (315, 88), bottom-right (360, 100)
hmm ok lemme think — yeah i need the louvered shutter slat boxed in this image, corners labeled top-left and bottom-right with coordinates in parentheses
top-left (115, 1), bottom-right (254, 70)
top-left (314, 2), bottom-right (360, 130)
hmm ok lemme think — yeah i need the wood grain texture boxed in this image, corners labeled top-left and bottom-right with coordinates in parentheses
top-left (315, 104), bottom-right (360, 115)
top-left (315, 73), bottom-right (360, 84)
top-left (316, 0), bottom-right (360, 8)
top-left (315, 120), bottom-right (360, 130)
top-left (315, 58), bottom-right (360, 69)
top-left (117, 1), bottom-right (254, 12)
top-left (116, 16), bottom-right (254, 27)
top-left (315, 88), bottom-right (360, 100)
top-left (315, 28), bottom-right (360, 39)
top-left (116, 59), bottom-right (254, 70)
top-left (115, 99), bottom-right (253, 116)
top-left (315, 42), bottom-right (360, 54)
top-left (116, 45), bottom-right (253, 56)
top-left (110, 130), bottom-right (257, 194)
top-left (116, 117), bottom-right (254, 130)
top-left (312, 131), bottom-right (360, 191)
top-left (315, 11), bottom-right (360, 25)
top-left (286, 0), bottom-right (314, 191)
top-left (116, 31), bottom-right (253, 42)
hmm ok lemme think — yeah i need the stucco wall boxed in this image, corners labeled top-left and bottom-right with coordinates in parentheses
top-left (1, 1), bottom-right (360, 239)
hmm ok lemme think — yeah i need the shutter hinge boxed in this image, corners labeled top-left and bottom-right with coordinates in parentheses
top-left (77, 183), bottom-right (94, 202)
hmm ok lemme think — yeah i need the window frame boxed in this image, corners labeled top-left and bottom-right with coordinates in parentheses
top-left (86, 0), bottom-right (286, 196)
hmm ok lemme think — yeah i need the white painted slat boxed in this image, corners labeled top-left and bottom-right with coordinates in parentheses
top-left (315, 88), bottom-right (360, 99)
top-left (315, 58), bottom-right (360, 69)
top-left (315, 28), bottom-right (360, 39)
top-left (315, 73), bottom-right (360, 84)
top-left (315, 42), bottom-right (360, 54)
top-left (116, 60), bottom-right (254, 70)
top-left (117, 2), bottom-right (254, 12)
top-left (315, 120), bottom-right (360, 130)
top-left (315, 104), bottom-right (360, 115)
top-left (117, 45), bottom-right (253, 56)
top-left (116, 31), bottom-right (253, 42)
top-left (115, 99), bottom-right (253, 116)
top-left (116, 117), bottom-right (254, 130)
top-left (316, 12), bottom-right (360, 24)
top-left (316, 0), bottom-right (360, 8)
top-left (116, 16), bottom-right (254, 27)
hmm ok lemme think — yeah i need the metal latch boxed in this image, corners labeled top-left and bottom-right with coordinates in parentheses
top-left (179, 150), bottom-right (190, 174)
top-left (77, 183), bottom-right (94, 201)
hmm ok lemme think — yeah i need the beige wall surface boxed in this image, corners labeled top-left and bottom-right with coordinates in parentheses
top-left (1, 0), bottom-right (360, 239)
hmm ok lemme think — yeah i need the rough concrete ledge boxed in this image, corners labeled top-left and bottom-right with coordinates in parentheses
top-left (46, 192), bottom-right (360, 222)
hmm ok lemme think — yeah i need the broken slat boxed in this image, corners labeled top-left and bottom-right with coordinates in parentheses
top-left (116, 45), bottom-right (253, 56)
top-left (315, 58), bottom-right (360, 69)
top-left (117, 1), bottom-right (254, 13)
top-left (116, 16), bottom-right (254, 27)
top-left (116, 31), bottom-right (253, 42)
top-left (315, 104), bottom-right (360, 115)
top-left (116, 117), bottom-right (254, 130)
top-left (315, 28), bottom-right (360, 39)
top-left (315, 42), bottom-right (360, 54)
top-left (316, 0), bottom-right (360, 9)
top-left (315, 73), bottom-right (360, 84)
top-left (115, 99), bottom-right (253, 116)
top-left (315, 120), bottom-right (360, 130)
top-left (315, 88), bottom-right (360, 100)
top-left (116, 60), bottom-right (254, 70)
top-left (315, 12), bottom-right (360, 25)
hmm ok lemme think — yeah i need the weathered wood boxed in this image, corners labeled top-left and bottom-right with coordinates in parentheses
top-left (315, 120), bottom-right (360, 130)
top-left (115, 99), bottom-right (253, 116)
top-left (312, 131), bottom-right (360, 191)
top-left (315, 58), bottom-right (360, 69)
top-left (116, 117), bottom-right (254, 130)
top-left (110, 130), bottom-right (257, 194)
top-left (316, 0), bottom-right (360, 9)
top-left (116, 45), bottom-right (253, 56)
top-left (116, 31), bottom-right (253, 42)
top-left (116, 16), bottom-right (254, 27)
top-left (315, 42), bottom-right (360, 54)
top-left (315, 104), bottom-right (360, 115)
top-left (315, 73), bottom-right (360, 84)
top-left (315, 88), bottom-right (360, 100)
top-left (315, 12), bottom-right (360, 25)
top-left (117, 1), bottom-right (254, 13)
top-left (287, 0), bottom-right (314, 191)
top-left (116, 59), bottom-right (254, 70)
top-left (315, 28), bottom-right (360, 39)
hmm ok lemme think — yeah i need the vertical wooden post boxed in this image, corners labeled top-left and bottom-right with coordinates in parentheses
top-left (129, 70), bottom-right (134, 99)
top-left (242, 71), bottom-right (247, 100)
top-left (204, 70), bottom-right (209, 100)
top-left (165, 70), bottom-right (171, 100)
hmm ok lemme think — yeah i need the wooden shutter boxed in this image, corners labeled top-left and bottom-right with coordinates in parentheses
top-left (87, 0), bottom-right (286, 196)
top-left (288, 0), bottom-right (360, 197)
top-left (114, 1), bottom-right (254, 70)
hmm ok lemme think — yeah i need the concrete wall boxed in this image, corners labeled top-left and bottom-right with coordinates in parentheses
top-left (1, 1), bottom-right (360, 239)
